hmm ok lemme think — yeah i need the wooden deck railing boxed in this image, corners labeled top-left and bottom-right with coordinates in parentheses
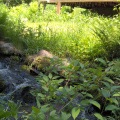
top-left (42, 0), bottom-right (119, 3)
top-left (38, 0), bottom-right (120, 14)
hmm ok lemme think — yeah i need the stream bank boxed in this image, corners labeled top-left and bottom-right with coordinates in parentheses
top-left (0, 41), bottom-right (97, 120)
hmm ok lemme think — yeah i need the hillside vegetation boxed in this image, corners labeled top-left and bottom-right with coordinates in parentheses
top-left (0, 1), bottom-right (120, 120)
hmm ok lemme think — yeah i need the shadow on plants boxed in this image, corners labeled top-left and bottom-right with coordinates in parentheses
top-left (92, 20), bottom-right (120, 60)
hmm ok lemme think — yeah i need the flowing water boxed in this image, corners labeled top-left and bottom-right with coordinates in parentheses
top-left (0, 56), bottom-right (38, 106)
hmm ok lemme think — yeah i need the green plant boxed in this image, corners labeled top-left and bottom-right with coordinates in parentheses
top-left (92, 19), bottom-right (120, 60)
top-left (0, 99), bottom-right (20, 120)
top-left (27, 58), bottom-right (120, 120)
top-left (0, 4), bottom-right (8, 38)
top-left (27, 72), bottom-right (72, 120)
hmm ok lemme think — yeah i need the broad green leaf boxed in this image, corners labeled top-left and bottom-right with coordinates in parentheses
top-left (52, 76), bottom-right (59, 79)
top-left (101, 89), bottom-right (110, 98)
top-left (8, 100), bottom-right (17, 110)
top-left (86, 93), bottom-right (93, 98)
top-left (105, 105), bottom-right (118, 111)
top-left (108, 62), bottom-right (113, 66)
top-left (103, 77), bottom-right (114, 84)
top-left (74, 66), bottom-right (79, 70)
top-left (107, 98), bottom-right (118, 105)
top-left (105, 67), bottom-right (111, 72)
top-left (0, 112), bottom-right (11, 119)
top-left (72, 107), bottom-right (80, 120)
top-left (94, 113), bottom-right (104, 120)
top-left (61, 112), bottom-right (71, 120)
top-left (81, 92), bottom-right (86, 94)
top-left (57, 79), bottom-right (64, 83)
top-left (38, 113), bottom-right (45, 120)
top-left (36, 97), bottom-right (41, 108)
top-left (43, 76), bottom-right (49, 82)
top-left (89, 100), bottom-right (101, 109)
top-left (32, 106), bottom-right (40, 115)
top-left (74, 60), bottom-right (79, 66)
top-left (80, 63), bottom-right (84, 68)
top-left (107, 71), bottom-right (114, 75)
top-left (101, 82), bottom-right (111, 88)
top-left (82, 92), bottom-right (93, 98)
top-left (81, 99), bottom-right (89, 106)
top-left (41, 104), bottom-right (50, 113)
top-left (111, 86), bottom-right (120, 91)
top-left (58, 87), bottom-right (63, 89)
top-left (50, 110), bottom-right (56, 116)
top-left (113, 92), bottom-right (120, 96)
top-left (42, 86), bottom-right (48, 91)
top-left (48, 73), bottom-right (52, 79)
top-left (95, 58), bottom-right (106, 65)
top-left (115, 78), bottom-right (120, 81)
top-left (38, 93), bottom-right (45, 98)
top-left (8, 100), bottom-right (18, 117)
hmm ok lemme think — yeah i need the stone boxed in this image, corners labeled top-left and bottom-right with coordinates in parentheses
top-left (25, 50), bottom-right (54, 75)
top-left (0, 41), bottom-right (22, 55)
top-left (25, 50), bottom-right (70, 76)
top-left (37, 49), bottom-right (53, 58)
top-left (0, 78), bottom-right (6, 92)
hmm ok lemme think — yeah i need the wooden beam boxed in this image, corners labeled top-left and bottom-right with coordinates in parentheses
top-left (57, 2), bottom-right (61, 14)
top-left (48, 0), bottom-right (119, 3)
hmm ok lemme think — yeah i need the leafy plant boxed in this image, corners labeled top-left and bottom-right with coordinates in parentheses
top-left (92, 19), bottom-right (120, 60)
top-left (0, 3), bottom-right (8, 38)
top-left (26, 58), bottom-right (120, 120)
top-left (0, 99), bottom-right (20, 120)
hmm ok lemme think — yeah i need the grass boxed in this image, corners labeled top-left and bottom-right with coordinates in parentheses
top-left (0, 1), bottom-right (120, 61)
top-left (25, 19), bottom-right (101, 60)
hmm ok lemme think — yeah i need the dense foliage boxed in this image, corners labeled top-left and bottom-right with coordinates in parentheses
top-left (0, 1), bottom-right (120, 60)
top-left (0, 1), bottom-right (120, 120)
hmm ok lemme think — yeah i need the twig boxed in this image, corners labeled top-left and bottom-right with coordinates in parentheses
top-left (58, 94), bottom-right (80, 113)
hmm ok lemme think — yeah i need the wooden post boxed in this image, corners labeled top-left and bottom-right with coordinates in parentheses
top-left (57, 2), bottom-right (61, 14)
top-left (43, 2), bottom-right (46, 14)
top-left (38, 0), bottom-right (41, 11)
top-left (71, 6), bottom-right (74, 12)
top-left (38, 0), bottom-right (46, 14)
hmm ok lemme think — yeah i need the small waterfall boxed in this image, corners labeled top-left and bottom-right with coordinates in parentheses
top-left (0, 57), bottom-right (37, 104)
top-left (0, 82), bottom-right (30, 99)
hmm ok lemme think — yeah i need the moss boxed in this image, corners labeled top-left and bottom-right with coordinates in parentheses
top-left (10, 56), bottom-right (19, 61)
top-left (24, 55), bottom-right (37, 65)
top-left (20, 65), bottom-right (30, 71)
top-left (32, 56), bottom-right (50, 71)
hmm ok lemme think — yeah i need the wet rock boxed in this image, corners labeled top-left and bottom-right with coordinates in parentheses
top-left (25, 50), bottom-right (54, 75)
top-left (24, 50), bottom-right (53, 65)
top-left (0, 78), bottom-right (6, 92)
top-left (24, 55), bottom-right (37, 65)
top-left (30, 68), bottom-right (40, 75)
top-left (21, 87), bottom-right (35, 104)
top-left (25, 50), bottom-right (70, 75)
top-left (0, 41), bottom-right (22, 55)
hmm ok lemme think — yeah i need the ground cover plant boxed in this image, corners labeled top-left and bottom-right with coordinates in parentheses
top-left (0, 0), bottom-right (120, 119)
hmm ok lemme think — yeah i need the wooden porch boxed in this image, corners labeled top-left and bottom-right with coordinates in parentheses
top-left (38, 0), bottom-right (120, 15)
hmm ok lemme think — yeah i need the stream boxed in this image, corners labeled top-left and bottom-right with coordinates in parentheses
top-left (0, 55), bottom-right (97, 120)
top-left (0, 55), bottom-right (38, 115)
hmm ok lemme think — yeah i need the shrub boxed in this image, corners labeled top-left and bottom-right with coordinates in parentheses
top-left (0, 3), bottom-right (8, 39)
top-left (92, 19), bottom-right (120, 60)
top-left (26, 58), bottom-right (120, 120)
